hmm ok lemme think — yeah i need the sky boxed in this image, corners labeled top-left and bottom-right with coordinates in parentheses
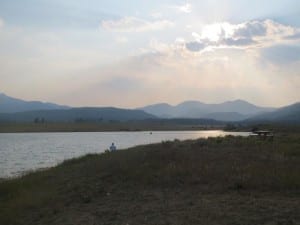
top-left (0, 0), bottom-right (299, 108)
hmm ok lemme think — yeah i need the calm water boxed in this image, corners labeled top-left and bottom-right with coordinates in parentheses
top-left (0, 130), bottom-right (250, 178)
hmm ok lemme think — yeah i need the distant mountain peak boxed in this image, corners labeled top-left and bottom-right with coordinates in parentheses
top-left (0, 92), bottom-right (8, 98)
top-left (0, 93), bottom-right (70, 113)
top-left (176, 100), bottom-right (205, 107)
top-left (247, 102), bottom-right (300, 123)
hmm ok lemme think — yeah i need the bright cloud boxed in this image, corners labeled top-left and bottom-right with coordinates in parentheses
top-left (101, 17), bottom-right (174, 32)
top-left (185, 20), bottom-right (300, 52)
top-left (201, 22), bottom-right (236, 42)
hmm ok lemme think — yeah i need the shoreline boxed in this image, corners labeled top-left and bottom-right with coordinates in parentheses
top-left (0, 130), bottom-right (251, 179)
top-left (0, 134), bottom-right (299, 224)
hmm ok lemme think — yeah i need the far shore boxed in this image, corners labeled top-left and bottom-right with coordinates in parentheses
top-left (1, 121), bottom-right (299, 134)
top-left (0, 122), bottom-right (229, 133)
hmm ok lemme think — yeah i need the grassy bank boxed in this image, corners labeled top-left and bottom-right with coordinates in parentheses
top-left (0, 135), bottom-right (300, 225)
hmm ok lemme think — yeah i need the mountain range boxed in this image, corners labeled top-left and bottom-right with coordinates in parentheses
top-left (0, 93), bottom-right (299, 123)
top-left (139, 100), bottom-right (275, 121)
top-left (0, 108), bottom-right (156, 123)
top-left (0, 93), bottom-right (69, 113)
top-left (0, 93), bottom-right (156, 122)
top-left (247, 102), bottom-right (300, 123)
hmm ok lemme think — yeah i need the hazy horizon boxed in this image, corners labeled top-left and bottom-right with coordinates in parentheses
top-left (1, 0), bottom-right (299, 108)
top-left (1, 92), bottom-right (293, 109)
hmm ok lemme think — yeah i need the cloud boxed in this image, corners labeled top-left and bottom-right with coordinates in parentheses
top-left (184, 19), bottom-right (300, 52)
top-left (234, 20), bottom-right (297, 41)
top-left (173, 3), bottom-right (192, 13)
top-left (234, 20), bottom-right (267, 38)
top-left (101, 17), bottom-right (174, 32)
top-left (142, 19), bottom-right (300, 67)
top-left (87, 46), bottom-right (299, 107)
top-left (115, 36), bottom-right (128, 44)
top-left (261, 45), bottom-right (300, 64)
top-left (287, 32), bottom-right (300, 40)
top-left (185, 41), bottom-right (206, 52)
top-left (0, 17), bottom-right (4, 28)
top-left (221, 38), bottom-right (256, 46)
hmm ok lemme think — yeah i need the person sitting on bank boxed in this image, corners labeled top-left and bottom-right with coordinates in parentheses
top-left (109, 143), bottom-right (117, 151)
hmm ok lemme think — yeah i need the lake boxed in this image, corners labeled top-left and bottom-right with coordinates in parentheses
top-left (0, 130), bottom-right (250, 178)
